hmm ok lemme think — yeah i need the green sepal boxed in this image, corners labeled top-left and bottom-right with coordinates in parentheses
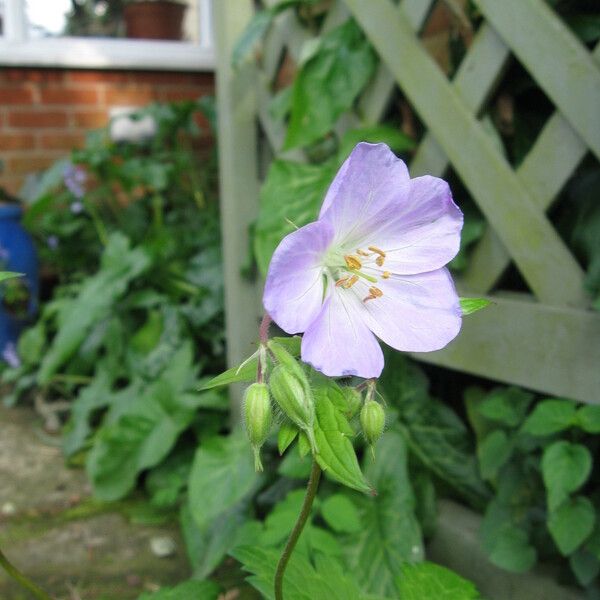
top-left (460, 297), bottom-right (492, 316)
top-left (278, 421), bottom-right (299, 455)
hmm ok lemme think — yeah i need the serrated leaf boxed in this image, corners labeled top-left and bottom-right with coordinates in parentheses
top-left (542, 441), bottom-right (592, 511)
top-left (345, 431), bottom-right (424, 596)
top-left (320, 494), bottom-right (361, 533)
top-left (200, 336), bottom-right (301, 390)
top-left (188, 431), bottom-right (260, 529)
top-left (521, 399), bottom-right (577, 436)
top-left (459, 297), bottom-right (492, 316)
top-left (312, 387), bottom-right (371, 493)
top-left (396, 562), bottom-right (482, 600)
top-left (548, 496), bottom-right (596, 556)
top-left (278, 421), bottom-right (299, 455)
top-left (284, 19), bottom-right (377, 150)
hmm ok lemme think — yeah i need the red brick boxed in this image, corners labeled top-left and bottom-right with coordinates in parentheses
top-left (3, 69), bottom-right (66, 83)
top-left (0, 176), bottom-right (25, 195)
top-left (40, 87), bottom-right (99, 105)
top-left (0, 87), bottom-right (35, 104)
top-left (8, 110), bottom-right (68, 128)
top-left (7, 155), bottom-right (61, 175)
top-left (104, 86), bottom-right (157, 105)
top-left (68, 70), bottom-right (131, 84)
top-left (0, 133), bottom-right (36, 151)
top-left (157, 87), bottom-right (202, 102)
top-left (39, 132), bottom-right (86, 150)
top-left (71, 109), bottom-right (109, 128)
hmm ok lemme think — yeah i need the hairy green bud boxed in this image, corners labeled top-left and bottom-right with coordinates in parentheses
top-left (244, 382), bottom-right (272, 471)
top-left (360, 400), bottom-right (385, 450)
top-left (269, 364), bottom-right (317, 452)
top-left (341, 386), bottom-right (363, 419)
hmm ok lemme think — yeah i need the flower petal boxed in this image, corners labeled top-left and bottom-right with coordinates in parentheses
top-left (263, 220), bottom-right (333, 334)
top-left (354, 176), bottom-right (463, 275)
top-left (319, 142), bottom-right (410, 243)
top-left (360, 268), bottom-right (462, 352)
top-left (301, 289), bottom-right (384, 378)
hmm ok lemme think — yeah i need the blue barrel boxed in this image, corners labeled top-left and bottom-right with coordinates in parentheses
top-left (0, 204), bottom-right (39, 365)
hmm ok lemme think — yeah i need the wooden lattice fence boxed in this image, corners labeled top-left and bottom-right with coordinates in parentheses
top-left (214, 0), bottom-right (600, 406)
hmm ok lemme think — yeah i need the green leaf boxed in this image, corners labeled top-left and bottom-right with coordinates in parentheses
top-left (320, 494), bottom-right (361, 534)
top-left (231, 545), bottom-right (377, 600)
top-left (284, 19), bottom-right (377, 150)
top-left (180, 501), bottom-right (248, 580)
top-left (254, 159), bottom-right (336, 275)
top-left (38, 233), bottom-right (151, 384)
top-left (200, 336), bottom-right (301, 390)
top-left (477, 430), bottom-right (513, 481)
top-left (396, 562), bottom-right (482, 600)
top-left (0, 271), bottom-right (23, 282)
top-left (188, 431), bottom-right (260, 529)
top-left (338, 125), bottom-right (415, 161)
top-left (566, 14), bottom-right (600, 43)
top-left (278, 421), bottom-right (299, 455)
top-left (576, 404), bottom-right (600, 433)
top-left (345, 431), bottom-right (424, 597)
top-left (17, 321), bottom-right (46, 366)
top-left (481, 501), bottom-right (537, 573)
top-left (87, 375), bottom-right (196, 500)
top-left (477, 387), bottom-right (534, 428)
top-left (137, 579), bottom-right (220, 600)
top-left (231, 1), bottom-right (300, 68)
top-left (380, 354), bottom-right (489, 509)
top-left (542, 441), bottom-right (592, 511)
top-left (312, 385), bottom-right (371, 493)
top-left (146, 449), bottom-right (192, 508)
top-left (548, 496), bottom-right (596, 556)
top-left (521, 399), bottom-right (577, 436)
top-left (459, 297), bottom-right (491, 316)
top-left (569, 548), bottom-right (600, 586)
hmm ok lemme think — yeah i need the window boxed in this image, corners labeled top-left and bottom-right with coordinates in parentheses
top-left (0, 0), bottom-right (215, 71)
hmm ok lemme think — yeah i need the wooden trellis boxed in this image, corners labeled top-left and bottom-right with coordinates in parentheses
top-left (214, 0), bottom-right (600, 405)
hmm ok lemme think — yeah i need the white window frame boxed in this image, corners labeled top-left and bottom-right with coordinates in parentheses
top-left (0, 0), bottom-right (215, 71)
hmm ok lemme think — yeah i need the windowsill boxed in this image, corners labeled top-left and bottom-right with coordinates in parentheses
top-left (0, 37), bottom-right (216, 71)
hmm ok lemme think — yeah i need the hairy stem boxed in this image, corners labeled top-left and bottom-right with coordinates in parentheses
top-left (0, 547), bottom-right (53, 600)
top-left (274, 459), bottom-right (321, 600)
top-left (257, 313), bottom-right (272, 383)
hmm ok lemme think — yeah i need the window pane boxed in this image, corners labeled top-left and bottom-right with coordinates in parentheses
top-left (0, 0), bottom-right (5, 36)
top-left (25, 0), bottom-right (201, 42)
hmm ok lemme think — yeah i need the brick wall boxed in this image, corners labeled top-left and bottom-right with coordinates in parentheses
top-left (0, 68), bottom-right (215, 195)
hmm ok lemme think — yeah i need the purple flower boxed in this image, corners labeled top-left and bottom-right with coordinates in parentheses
top-left (2, 342), bottom-right (21, 369)
top-left (47, 235), bottom-right (59, 250)
top-left (63, 164), bottom-right (87, 199)
top-left (70, 201), bottom-right (84, 214)
top-left (263, 143), bottom-right (463, 379)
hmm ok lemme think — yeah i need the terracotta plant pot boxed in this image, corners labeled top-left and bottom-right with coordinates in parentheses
top-left (124, 1), bottom-right (186, 41)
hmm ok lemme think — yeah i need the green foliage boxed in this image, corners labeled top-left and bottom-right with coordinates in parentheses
top-left (468, 386), bottom-right (600, 584)
top-left (459, 297), bottom-right (492, 316)
top-left (137, 579), bottom-right (221, 600)
top-left (284, 19), bottom-right (377, 150)
top-left (0, 271), bottom-right (23, 282)
top-left (396, 562), bottom-right (483, 600)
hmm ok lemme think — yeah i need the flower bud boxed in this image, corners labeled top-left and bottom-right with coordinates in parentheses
top-left (360, 400), bottom-right (385, 450)
top-left (244, 382), bottom-right (272, 471)
top-left (341, 386), bottom-right (362, 419)
top-left (269, 364), bottom-right (317, 452)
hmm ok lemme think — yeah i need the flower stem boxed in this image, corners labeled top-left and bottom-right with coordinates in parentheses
top-left (274, 459), bottom-right (321, 600)
top-left (257, 314), bottom-right (272, 384)
top-left (0, 547), bottom-right (53, 600)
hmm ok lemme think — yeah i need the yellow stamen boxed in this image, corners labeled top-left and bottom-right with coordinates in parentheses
top-left (375, 255), bottom-right (385, 267)
top-left (342, 275), bottom-right (359, 288)
top-left (335, 277), bottom-right (349, 287)
top-left (356, 249), bottom-right (370, 257)
top-left (368, 246), bottom-right (386, 258)
top-left (344, 255), bottom-right (362, 270)
top-left (363, 286), bottom-right (383, 303)
top-left (382, 271), bottom-right (391, 279)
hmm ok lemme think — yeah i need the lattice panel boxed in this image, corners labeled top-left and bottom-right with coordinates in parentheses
top-left (214, 0), bottom-right (600, 404)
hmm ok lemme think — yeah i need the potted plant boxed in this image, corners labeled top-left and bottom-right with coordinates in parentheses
top-left (123, 0), bottom-right (187, 41)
